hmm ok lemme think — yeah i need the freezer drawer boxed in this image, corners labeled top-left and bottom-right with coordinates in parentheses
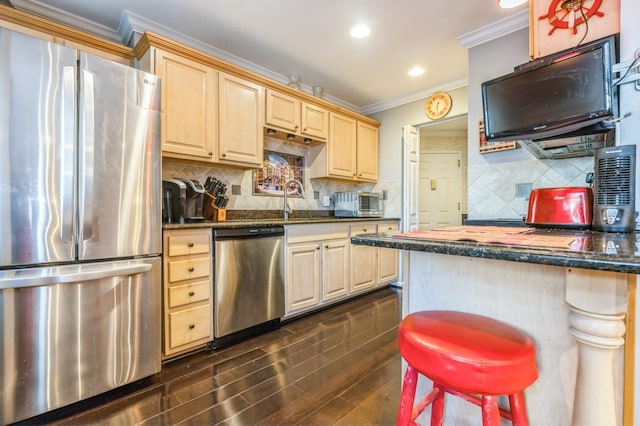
top-left (0, 257), bottom-right (161, 424)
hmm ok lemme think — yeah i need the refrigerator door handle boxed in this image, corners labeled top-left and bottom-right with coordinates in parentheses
top-left (0, 263), bottom-right (152, 290)
top-left (60, 65), bottom-right (76, 242)
top-left (79, 68), bottom-right (95, 241)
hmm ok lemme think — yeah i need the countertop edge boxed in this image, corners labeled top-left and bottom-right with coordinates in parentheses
top-left (351, 233), bottom-right (640, 274)
top-left (163, 217), bottom-right (401, 230)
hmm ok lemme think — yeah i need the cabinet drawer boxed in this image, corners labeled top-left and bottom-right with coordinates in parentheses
top-left (168, 304), bottom-right (211, 348)
top-left (286, 223), bottom-right (348, 244)
top-left (377, 222), bottom-right (399, 233)
top-left (167, 257), bottom-right (210, 282)
top-left (168, 280), bottom-right (211, 308)
top-left (167, 232), bottom-right (211, 256)
top-left (350, 223), bottom-right (376, 236)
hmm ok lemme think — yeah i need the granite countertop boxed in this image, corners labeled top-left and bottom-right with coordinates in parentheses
top-left (163, 216), bottom-right (400, 230)
top-left (351, 226), bottom-right (640, 274)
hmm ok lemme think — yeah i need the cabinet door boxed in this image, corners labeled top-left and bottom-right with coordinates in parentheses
top-left (357, 122), bottom-right (379, 182)
top-left (154, 49), bottom-right (216, 160)
top-left (218, 72), bottom-right (264, 166)
top-left (350, 224), bottom-right (376, 292)
top-left (287, 242), bottom-right (321, 314)
top-left (265, 89), bottom-right (299, 132)
top-left (328, 113), bottom-right (357, 179)
top-left (377, 222), bottom-right (399, 284)
top-left (301, 102), bottom-right (329, 140)
top-left (322, 239), bottom-right (349, 302)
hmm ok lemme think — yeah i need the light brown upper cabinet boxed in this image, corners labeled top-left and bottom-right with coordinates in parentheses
top-left (152, 49), bottom-right (217, 160)
top-left (217, 72), bottom-right (264, 167)
top-left (327, 112), bottom-right (357, 178)
top-left (356, 121), bottom-right (379, 181)
top-left (265, 89), bottom-right (328, 143)
top-left (134, 32), bottom-right (378, 173)
top-left (309, 112), bottom-right (378, 182)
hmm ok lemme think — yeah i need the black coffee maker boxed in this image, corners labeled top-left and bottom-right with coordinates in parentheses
top-left (175, 178), bottom-right (206, 222)
top-left (162, 179), bottom-right (186, 224)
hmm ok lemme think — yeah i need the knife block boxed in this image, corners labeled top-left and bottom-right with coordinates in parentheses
top-left (203, 193), bottom-right (226, 222)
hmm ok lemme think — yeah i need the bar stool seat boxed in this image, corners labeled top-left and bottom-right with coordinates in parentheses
top-left (397, 310), bottom-right (538, 426)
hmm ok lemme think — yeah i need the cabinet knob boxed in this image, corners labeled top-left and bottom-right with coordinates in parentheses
top-left (208, 152), bottom-right (213, 156)
top-left (221, 153), bottom-right (226, 157)
top-left (295, 125), bottom-right (300, 129)
top-left (316, 246), bottom-right (320, 250)
top-left (188, 267), bottom-right (195, 272)
top-left (187, 242), bottom-right (194, 247)
top-left (189, 324), bottom-right (195, 330)
top-left (188, 291), bottom-right (195, 296)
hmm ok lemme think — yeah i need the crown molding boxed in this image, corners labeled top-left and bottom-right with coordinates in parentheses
top-left (123, 10), bottom-right (360, 113)
top-left (10, 0), bottom-right (122, 41)
top-left (360, 78), bottom-right (468, 116)
top-left (457, 9), bottom-right (529, 49)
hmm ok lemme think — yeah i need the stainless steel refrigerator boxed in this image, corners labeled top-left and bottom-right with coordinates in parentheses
top-left (0, 29), bottom-right (162, 424)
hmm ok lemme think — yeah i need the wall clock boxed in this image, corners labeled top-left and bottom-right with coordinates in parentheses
top-left (425, 92), bottom-right (452, 120)
top-left (530, 0), bottom-right (619, 58)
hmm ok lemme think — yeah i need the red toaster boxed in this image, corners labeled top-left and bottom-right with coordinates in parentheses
top-left (526, 187), bottom-right (593, 229)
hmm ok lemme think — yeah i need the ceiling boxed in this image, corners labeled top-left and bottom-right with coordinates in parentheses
top-left (10, 0), bottom-right (528, 114)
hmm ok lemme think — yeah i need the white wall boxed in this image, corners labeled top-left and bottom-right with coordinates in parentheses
top-left (369, 87), bottom-right (469, 218)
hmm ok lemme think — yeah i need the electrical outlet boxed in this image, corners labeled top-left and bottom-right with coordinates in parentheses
top-left (322, 195), bottom-right (331, 207)
top-left (231, 185), bottom-right (241, 195)
top-left (516, 183), bottom-right (532, 198)
top-left (313, 191), bottom-right (320, 200)
top-left (382, 189), bottom-right (388, 200)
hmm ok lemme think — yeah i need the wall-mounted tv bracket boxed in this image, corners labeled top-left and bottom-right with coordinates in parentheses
top-left (613, 49), bottom-right (640, 90)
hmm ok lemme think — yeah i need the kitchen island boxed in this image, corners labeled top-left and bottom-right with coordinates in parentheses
top-left (352, 226), bottom-right (638, 426)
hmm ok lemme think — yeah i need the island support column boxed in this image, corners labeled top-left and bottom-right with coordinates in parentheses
top-left (565, 268), bottom-right (629, 426)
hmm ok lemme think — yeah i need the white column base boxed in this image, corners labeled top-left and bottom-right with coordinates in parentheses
top-left (568, 307), bottom-right (626, 426)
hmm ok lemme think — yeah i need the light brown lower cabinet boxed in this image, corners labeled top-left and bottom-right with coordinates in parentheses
top-left (284, 220), bottom-right (398, 319)
top-left (162, 228), bottom-right (213, 359)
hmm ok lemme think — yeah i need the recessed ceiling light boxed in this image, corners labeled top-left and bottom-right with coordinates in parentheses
top-left (408, 67), bottom-right (425, 77)
top-left (350, 24), bottom-right (370, 39)
top-left (498, 0), bottom-right (527, 8)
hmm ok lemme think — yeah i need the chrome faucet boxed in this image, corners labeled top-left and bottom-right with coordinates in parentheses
top-left (283, 179), bottom-right (305, 220)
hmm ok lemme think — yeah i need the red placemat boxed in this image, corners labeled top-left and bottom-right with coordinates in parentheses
top-left (395, 226), bottom-right (577, 249)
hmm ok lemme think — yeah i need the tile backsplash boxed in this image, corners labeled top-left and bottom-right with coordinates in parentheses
top-left (467, 156), bottom-right (595, 219)
top-left (162, 137), bottom-right (401, 217)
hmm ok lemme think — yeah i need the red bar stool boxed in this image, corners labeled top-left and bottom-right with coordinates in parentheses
top-left (397, 311), bottom-right (538, 426)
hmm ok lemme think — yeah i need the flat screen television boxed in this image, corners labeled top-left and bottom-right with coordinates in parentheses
top-left (482, 35), bottom-right (617, 142)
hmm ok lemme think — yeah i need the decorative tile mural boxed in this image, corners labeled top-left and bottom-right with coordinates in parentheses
top-left (253, 150), bottom-right (305, 197)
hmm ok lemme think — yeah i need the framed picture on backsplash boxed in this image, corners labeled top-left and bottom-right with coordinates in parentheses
top-left (253, 150), bottom-right (305, 197)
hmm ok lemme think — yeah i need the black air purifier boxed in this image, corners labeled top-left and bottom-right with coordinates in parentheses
top-left (592, 144), bottom-right (636, 232)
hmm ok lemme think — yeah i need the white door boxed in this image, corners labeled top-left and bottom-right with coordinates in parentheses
top-left (419, 152), bottom-right (461, 229)
top-left (402, 126), bottom-right (420, 232)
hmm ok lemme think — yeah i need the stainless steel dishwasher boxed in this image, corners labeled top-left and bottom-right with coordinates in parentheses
top-left (212, 226), bottom-right (285, 347)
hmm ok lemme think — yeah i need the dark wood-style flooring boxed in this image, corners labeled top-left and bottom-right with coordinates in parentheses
top-left (20, 287), bottom-right (402, 425)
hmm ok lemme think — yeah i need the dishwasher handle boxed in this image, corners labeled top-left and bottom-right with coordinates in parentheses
top-left (214, 226), bottom-right (284, 240)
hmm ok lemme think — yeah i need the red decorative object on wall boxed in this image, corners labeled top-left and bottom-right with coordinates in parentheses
top-left (530, 0), bottom-right (620, 58)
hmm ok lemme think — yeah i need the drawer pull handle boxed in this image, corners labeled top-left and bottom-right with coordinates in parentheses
top-left (188, 267), bottom-right (195, 272)
top-left (187, 242), bottom-right (194, 247)
top-left (189, 324), bottom-right (195, 330)
top-left (188, 291), bottom-right (195, 296)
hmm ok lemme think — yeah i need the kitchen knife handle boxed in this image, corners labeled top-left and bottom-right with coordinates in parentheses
top-left (60, 65), bottom-right (76, 242)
